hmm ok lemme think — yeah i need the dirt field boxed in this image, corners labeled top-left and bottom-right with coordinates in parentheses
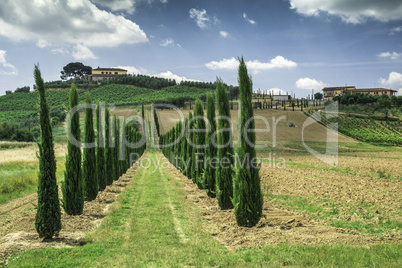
top-left (157, 109), bottom-right (354, 143)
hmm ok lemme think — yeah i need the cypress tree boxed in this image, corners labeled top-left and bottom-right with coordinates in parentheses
top-left (233, 57), bottom-right (263, 227)
top-left (186, 112), bottom-right (194, 180)
top-left (204, 92), bottom-right (217, 196)
top-left (83, 93), bottom-right (98, 200)
top-left (62, 83), bottom-right (84, 215)
top-left (113, 115), bottom-right (120, 180)
top-left (180, 118), bottom-right (188, 173)
top-left (105, 106), bottom-right (113, 185)
top-left (96, 101), bottom-right (106, 191)
top-left (194, 99), bottom-right (206, 189)
top-left (34, 64), bottom-right (61, 239)
top-left (110, 115), bottom-right (116, 181)
top-left (215, 80), bottom-right (234, 209)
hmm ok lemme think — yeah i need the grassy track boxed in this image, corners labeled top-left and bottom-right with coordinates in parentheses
top-left (7, 151), bottom-right (401, 267)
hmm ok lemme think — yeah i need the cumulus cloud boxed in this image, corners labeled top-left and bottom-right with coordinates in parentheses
top-left (219, 31), bottom-right (229, 38)
top-left (91, 0), bottom-right (135, 14)
top-left (114, 66), bottom-right (199, 83)
top-left (389, 26), bottom-right (402, 35)
top-left (289, 0), bottom-right (402, 24)
top-left (205, 56), bottom-right (297, 73)
top-left (0, 50), bottom-right (18, 75)
top-left (189, 8), bottom-right (210, 29)
top-left (153, 71), bottom-right (200, 83)
top-left (379, 72), bottom-right (402, 89)
top-left (0, 0), bottom-right (148, 58)
top-left (72, 44), bottom-right (98, 60)
top-left (295, 77), bottom-right (328, 90)
top-left (160, 38), bottom-right (181, 47)
top-left (378, 52), bottom-right (402, 60)
top-left (268, 88), bottom-right (287, 95)
top-left (243, 13), bottom-right (257, 25)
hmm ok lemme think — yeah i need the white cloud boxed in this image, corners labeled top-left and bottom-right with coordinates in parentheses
top-left (91, 0), bottom-right (135, 14)
top-left (160, 38), bottom-right (181, 47)
top-left (0, 50), bottom-right (18, 75)
top-left (72, 44), bottom-right (97, 60)
top-left (219, 31), bottom-right (229, 38)
top-left (289, 0), bottom-right (402, 24)
top-left (160, 0), bottom-right (168, 3)
top-left (153, 71), bottom-right (200, 83)
top-left (389, 26), bottom-right (402, 35)
top-left (205, 56), bottom-right (297, 73)
top-left (189, 8), bottom-right (209, 29)
top-left (378, 52), bottom-right (402, 60)
top-left (114, 66), bottom-right (198, 83)
top-left (379, 72), bottom-right (402, 89)
top-left (243, 12), bottom-right (257, 25)
top-left (0, 0), bottom-right (148, 59)
top-left (295, 77), bottom-right (328, 90)
top-left (268, 88), bottom-right (287, 95)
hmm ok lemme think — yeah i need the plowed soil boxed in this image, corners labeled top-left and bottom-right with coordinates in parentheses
top-left (163, 158), bottom-right (400, 250)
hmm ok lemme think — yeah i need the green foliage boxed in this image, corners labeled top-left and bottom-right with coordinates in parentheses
top-left (34, 64), bottom-right (61, 239)
top-left (60, 62), bottom-right (92, 80)
top-left (83, 93), bottom-right (98, 200)
top-left (314, 92), bottom-right (323, 100)
top-left (62, 84), bottom-right (84, 215)
top-left (96, 101), bottom-right (106, 191)
top-left (233, 57), bottom-right (263, 227)
top-left (215, 80), bottom-right (234, 210)
top-left (193, 100), bottom-right (206, 189)
top-left (105, 106), bottom-right (113, 185)
top-left (14, 86), bottom-right (30, 93)
top-left (310, 111), bottom-right (402, 145)
top-left (186, 112), bottom-right (194, 179)
top-left (203, 92), bottom-right (217, 197)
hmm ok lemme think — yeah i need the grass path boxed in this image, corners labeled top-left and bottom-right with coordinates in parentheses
top-left (7, 150), bottom-right (401, 267)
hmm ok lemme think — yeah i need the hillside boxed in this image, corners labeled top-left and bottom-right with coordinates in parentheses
top-left (0, 84), bottom-right (213, 122)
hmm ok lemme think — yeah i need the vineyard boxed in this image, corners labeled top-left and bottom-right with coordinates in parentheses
top-left (308, 110), bottom-right (402, 145)
top-left (0, 85), bottom-right (213, 123)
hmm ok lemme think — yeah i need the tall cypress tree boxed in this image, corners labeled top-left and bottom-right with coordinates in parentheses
top-left (105, 106), bottom-right (113, 185)
top-left (34, 64), bottom-right (61, 239)
top-left (96, 101), bottom-right (106, 191)
top-left (194, 100), bottom-right (206, 189)
top-left (186, 112), bottom-right (194, 180)
top-left (113, 115), bottom-right (120, 180)
top-left (180, 118), bottom-right (188, 173)
top-left (233, 57), bottom-right (263, 227)
top-left (62, 83), bottom-right (84, 215)
top-left (83, 93), bottom-right (98, 200)
top-left (204, 92), bottom-right (217, 196)
top-left (215, 80), bottom-right (234, 209)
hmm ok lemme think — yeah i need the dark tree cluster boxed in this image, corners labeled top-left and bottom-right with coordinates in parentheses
top-left (160, 58), bottom-right (262, 227)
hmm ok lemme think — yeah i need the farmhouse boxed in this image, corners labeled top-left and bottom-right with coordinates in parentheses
top-left (343, 88), bottom-right (397, 97)
top-left (85, 67), bottom-right (127, 82)
top-left (272, 95), bottom-right (291, 101)
top-left (322, 86), bottom-right (356, 99)
top-left (323, 86), bottom-right (397, 99)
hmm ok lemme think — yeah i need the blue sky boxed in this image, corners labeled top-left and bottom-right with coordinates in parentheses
top-left (0, 0), bottom-right (402, 97)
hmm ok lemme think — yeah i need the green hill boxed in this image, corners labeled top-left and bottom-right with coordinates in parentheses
top-left (0, 84), bottom-right (213, 122)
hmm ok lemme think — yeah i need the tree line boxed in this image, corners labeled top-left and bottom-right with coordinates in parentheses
top-left (34, 65), bottom-right (146, 238)
top-left (158, 58), bottom-right (263, 227)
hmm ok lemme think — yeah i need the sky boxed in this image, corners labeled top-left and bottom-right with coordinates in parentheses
top-left (0, 0), bottom-right (402, 97)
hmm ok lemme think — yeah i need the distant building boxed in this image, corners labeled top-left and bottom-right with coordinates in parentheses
top-left (323, 86), bottom-right (397, 99)
top-left (343, 88), bottom-right (397, 97)
top-left (84, 67), bottom-right (127, 82)
top-left (322, 86), bottom-right (356, 99)
top-left (272, 95), bottom-right (291, 101)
